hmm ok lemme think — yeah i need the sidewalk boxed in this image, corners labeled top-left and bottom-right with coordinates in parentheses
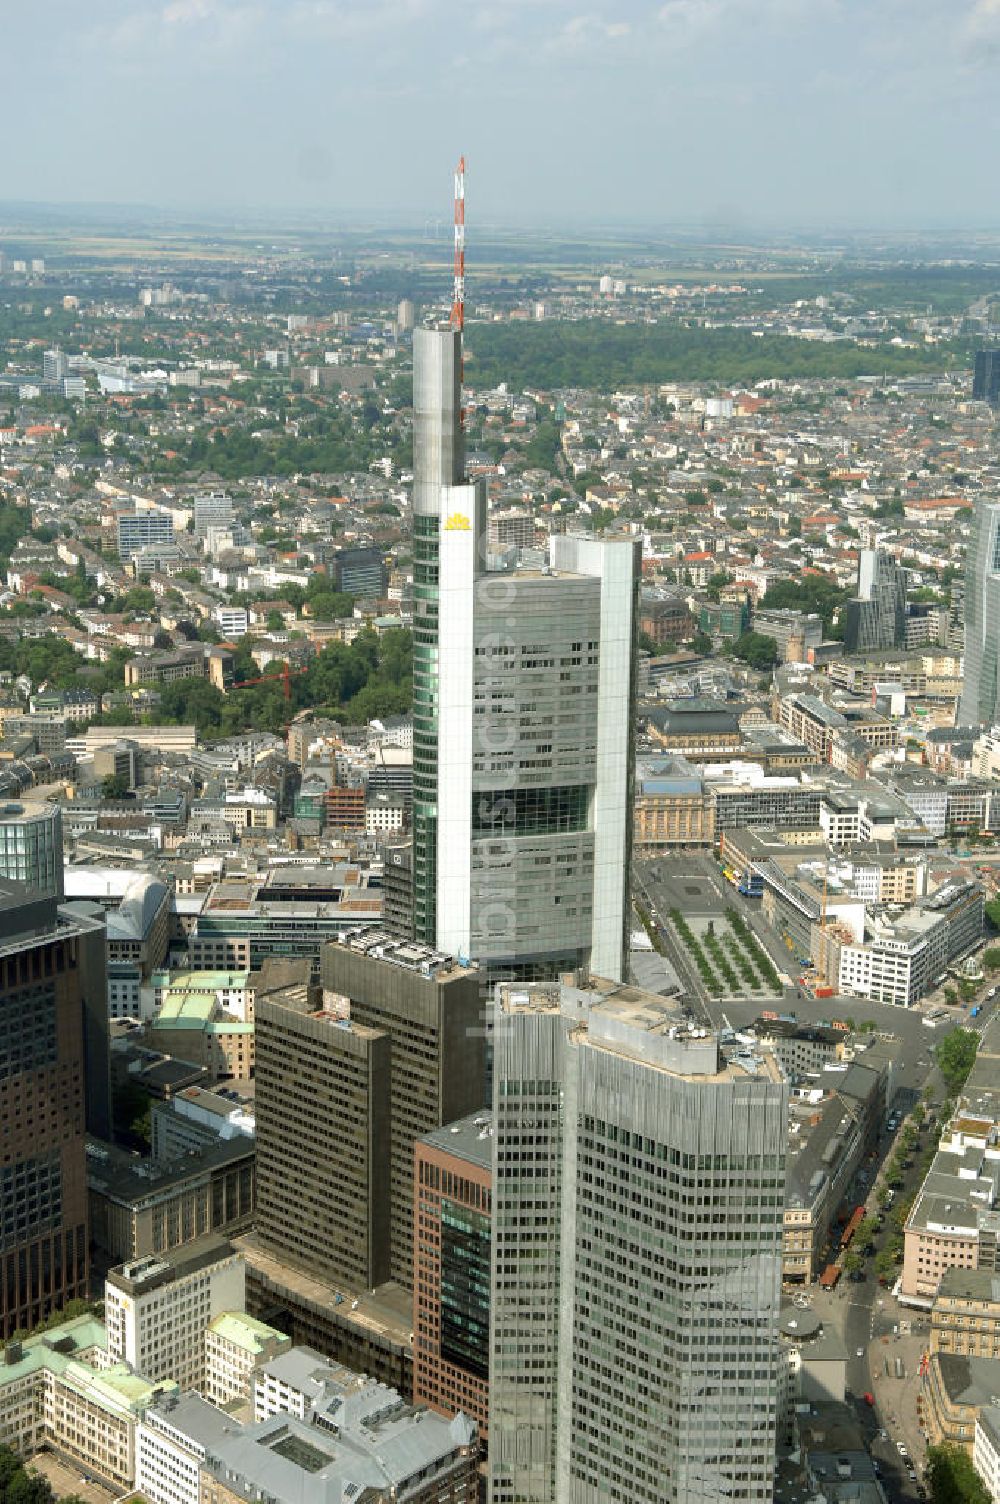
top-left (864, 1288), bottom-right (931, 1474)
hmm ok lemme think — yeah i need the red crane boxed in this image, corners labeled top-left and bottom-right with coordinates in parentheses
top-left (231, 662), bottom-right (308, 702)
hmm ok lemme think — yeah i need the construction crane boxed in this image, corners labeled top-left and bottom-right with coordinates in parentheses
top-left (231, 662), bottom-right (308, 702)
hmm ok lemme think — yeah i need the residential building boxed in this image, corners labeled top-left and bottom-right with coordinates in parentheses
top-left (318, 931), bottom-right (485, 1288)
top-left (414, 1113), bottom-right (492, 1440)
top-left (843, 549), bottom-right (907, 654)
top-left (962, 499), bottom-right (1000, 726)
top-left (214, 605), bottom-right (249, 638)
top-left (105, 1237), bottom-right (245, 1393)
top-left (0, 884), bottom-right (94, 1337)
top-left (411, 324), bottom-right (639, 981)
top-left (488, 977), bottom-right (787, 1504)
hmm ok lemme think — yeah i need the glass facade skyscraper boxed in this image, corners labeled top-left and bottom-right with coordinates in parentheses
top-left (410, 326), bottom-right (639, 981)
top-left (843, 548), bottom-right (907, 654)
top-left (488, 980), bottom-right (788, 1504)
top-left (960, 500), bottom-right (1000, 726)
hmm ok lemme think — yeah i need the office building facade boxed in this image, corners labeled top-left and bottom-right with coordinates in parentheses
top-left (0, 800), bottom-right (64, 898)
top-left (411, 325), bottom-right (639, 980)
top-left (414, 1114), bottom-right (492, 1439)
top-left (0, 885), bottom-right (93, 1338)
top-left (254, 986), bottom-right (391, 1290)
top-left (843, 548), bottom-right (907, 654)
top-left (330, 545), bottom-right (388, 598)
top-left (116, 511), bottom-right (175, 562)
top-left (488, 980), bottom-right (788, 1504)
top-left (319, 931), bottom-right (486, 1288)
top-left (962, 500), bottom-right (1000, 726)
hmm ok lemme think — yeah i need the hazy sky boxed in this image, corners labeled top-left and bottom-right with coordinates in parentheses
top-left (5, 0), bottom-right (1000, 229)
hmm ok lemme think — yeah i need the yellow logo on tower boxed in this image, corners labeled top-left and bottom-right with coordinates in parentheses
top-left (444, 512), bottom-right (470, 532)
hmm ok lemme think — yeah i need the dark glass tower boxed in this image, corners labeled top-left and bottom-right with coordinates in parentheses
top-left (973, 350), bottom-right (1000, 406)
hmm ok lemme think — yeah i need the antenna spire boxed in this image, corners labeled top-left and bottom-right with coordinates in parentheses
top-left (450, 155), bottom-right (465, 331)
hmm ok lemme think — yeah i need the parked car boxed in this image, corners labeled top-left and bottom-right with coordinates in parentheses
top-left (897, 1443), bottom-right (909, 1457)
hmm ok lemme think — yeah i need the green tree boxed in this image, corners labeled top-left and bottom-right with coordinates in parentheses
top-left (982, 946), bottom-right (1000, 972)
top-left (925, 1442), bottom-right (991, 1504)
top-left (730, 631), bottom-right (779, 670)
top-left (936, 1030), bottom-right (979, 1093)
top-left (100, 773), bottom-right (130, 800)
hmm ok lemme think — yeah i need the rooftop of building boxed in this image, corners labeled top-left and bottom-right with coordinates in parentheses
top-left (233, 1233), bottom-right (413, 1354)
top-left (419, 1111), bottom-right (493, 1172)
top-left (935, 1267), bottom-right (1000, 1306)
top-left (167, 1388), bottom-right (475, 1504)
top-left (88, 1135), bottom-right (254, 1207)
top-left (207, 1310), bottom-right (289, 1356)
top-left (325, 925), bottom-right (477, 981)
top-left (107, 1234), bottom-right (238, 1294)
top-left (933, 1351), bottom-right (1000, 1409)
top-left (497, 975), bottom-right (783, 1085)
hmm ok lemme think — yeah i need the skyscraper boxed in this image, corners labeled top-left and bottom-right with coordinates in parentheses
top-left (411, 326), bottom-right (639, 981)
top-left (973, 350), bottom-right (1000, 406)
top-left (843, 547), bottom-right (907, 653)
top-left (0, 882), bottom-right (96, 1338)
top-left (488, 978), bottom-right (788, 1504)
top-left (319, 930), bottom-right (485, 1289)
top-left (961, 500), bottom-right (1000, 726)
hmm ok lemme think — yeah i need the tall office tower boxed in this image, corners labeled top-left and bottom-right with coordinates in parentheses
top-left (843, 547), bottom-right (907, 653)
top-left (973, 350), bottom-right (1000, 406)
top-left (0, 800), bottom-right (64, 898)
top-left (319, 931), bottom-right (485, 1288)
top-left (397, 298), bottom-right (416, 333)
top-left (961, 500), bottom-right (1000, 726)
top-left (0, 883), bottom-right (98, 1338)
top-left (255, 985), bottom-right (392, 1290)
top-left (411, 326), bottom-right (639, 980)
top-left (488, 979), bottom-right (788, 1504)
top-left (414, 1113), bottom-right (492, 1438)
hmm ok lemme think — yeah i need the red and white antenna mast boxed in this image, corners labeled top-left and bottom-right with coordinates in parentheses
top-left (449, 155), bottom-right (465, 331)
